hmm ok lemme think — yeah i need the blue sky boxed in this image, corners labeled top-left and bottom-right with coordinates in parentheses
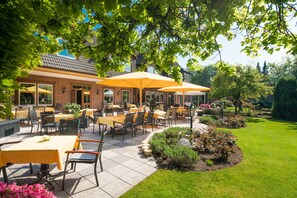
top-left (178, 18), bottom-right (296, 68)
top-left (178, 35), bottom-right (290, 68)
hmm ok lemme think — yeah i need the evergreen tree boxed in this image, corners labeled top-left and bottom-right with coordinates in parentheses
top-left (262, 61), bottom-right (268, 75)
top-left (272, 77), bottom-right (297, 120)
top-left (256, 62), bottom-right (261, 73)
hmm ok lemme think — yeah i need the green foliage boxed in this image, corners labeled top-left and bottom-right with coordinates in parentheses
top-left (1, 0), bottom-right (297, 114)
top-left (200, 115), bottom-right (246, 128)
top-left (163, 145), bottom-right (198, 167)
top-left (272, 76), bottom-right (297, 121)
top-left (193, 128), bottom-right (237, 161)
top-left (268, 55), bottom-right (297, 86)
top-left (199, 116), bottom-right (221, 127)
top-left (64, 103), bottom-right (81, 115)
top-left (224, 115), bottom-right (246, 128)
top-left (211, 65), bottom-right (270, 114)
top-left (206, 159), bottom-right (214, 166)
top-left (190, 64), bottom-right (217, 87)
top-left (253, 95), bottom-right (273, 109)
top-left (146, 98), bottom-right (157, 111)
top-left (150, 127), bottom-right (198, 167)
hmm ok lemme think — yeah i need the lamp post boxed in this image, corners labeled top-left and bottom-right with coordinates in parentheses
top-left (189, 104), bottom-right (196, 129)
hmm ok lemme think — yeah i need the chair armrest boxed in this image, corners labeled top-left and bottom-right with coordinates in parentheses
top-left (65, 150), bottom-right (100, 155)
top-left (0, 141), bottom-right (21, 147)
top-left (78, 139), bottom-right (103, 143)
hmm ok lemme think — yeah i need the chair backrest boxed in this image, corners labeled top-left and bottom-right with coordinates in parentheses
top-left (79, 110), bottom-right (86, 126)
top-left (105, 108), bottom-right (113, 116)
top-left (40, 111), bottom-right (55, 126)
top-left (59, 119), bottom-right (80, 135)
top-left (98, 130), bottom-right (108, 153)
top-left (171, 108), bottom-right (177, 118)
top-left (123, 113), bottom-right (134, 128)
top-left (146, 111), bottom-right (154, 124)
top-left (29, 109), bottom-right (38, 122)
top-left (164, 108), bottom-right (171, 119)
top-left (135, 112), bottom-right (145, 126)
top-left (116, 108), bottom-right (124, 115)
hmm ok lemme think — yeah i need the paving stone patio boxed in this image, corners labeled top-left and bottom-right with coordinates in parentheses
top-left (0, 118), bottom-right (201, 197)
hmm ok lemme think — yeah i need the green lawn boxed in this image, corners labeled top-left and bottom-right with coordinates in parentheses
top-left (122, 118), bottom-right (297, 197)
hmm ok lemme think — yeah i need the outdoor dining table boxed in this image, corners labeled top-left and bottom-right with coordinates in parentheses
top-left (0, 135), bottom-right (79, 188)
top-left (81, 109), bottom-right (97, 117)
top-left (54, 114), bottom-right (75, 122)
top-left (97, 112), bottom-right (161, 138)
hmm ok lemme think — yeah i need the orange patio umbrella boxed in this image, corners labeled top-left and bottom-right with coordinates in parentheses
top-left (158, 82), bottom-right (210, 107)
top-left (97, 72), bottom-right (179, 108)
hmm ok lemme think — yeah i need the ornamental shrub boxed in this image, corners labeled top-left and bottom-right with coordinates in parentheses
top-left (223, 115), bottom-right (246, 128)
top-left (0, 182), bottom-right (55, 198)
top-left (193, 128), bottom-right (237, 162)
top-left (199, 115), bottom-right (221, 127)
top-left (272, 76), bottom-right (297, 121)
top-left (199, 104), bottom-right (211, 109)
top-left (163, 145), bottom-right (198, 167)
top-left (150, 127), bottom-right (198, 168)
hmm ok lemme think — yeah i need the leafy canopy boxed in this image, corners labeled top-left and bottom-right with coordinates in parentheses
top-left (1, 0), bottom-right (297, 117)
top-left (211, 64), bottom-right (269, 114)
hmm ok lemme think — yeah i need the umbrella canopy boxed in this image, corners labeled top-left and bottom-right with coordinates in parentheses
top-left (22, 86), bottom-right (52, 94)
top-left (158, 82), bottom-right (210, 107)
top-left (174, 91), bottom-right (205, 96)
top-left (97, 72), bottom-right (179, 108)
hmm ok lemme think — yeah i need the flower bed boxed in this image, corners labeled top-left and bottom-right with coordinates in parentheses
top-left (0, 182), bottom-right (56, 198)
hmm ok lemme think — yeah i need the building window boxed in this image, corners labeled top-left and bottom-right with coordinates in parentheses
top-left (122, 90), bottom-right (130, 102)
top-left (145, 91), bottom-right (164, 103)
top-left (104, 89), bottom-right (114, 104)
top-left (57, 38), bottom-right (75, 59)
top-left (19, 83), bottom-right (36, 106)
top-left (38, 84), bottom-right (53, 106)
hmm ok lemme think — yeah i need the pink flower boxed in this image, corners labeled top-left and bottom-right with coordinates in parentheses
top-left (0, 182), bottom-right (56, 198)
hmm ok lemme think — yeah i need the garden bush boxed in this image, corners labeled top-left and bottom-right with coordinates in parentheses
top-left (223, 115), bottom-right (246, 128)
top-left (193, 128), bottom-right (237, 162)
top-left (150, 127), bottom-right (198, 168)
top-left (272, 76), bottom-right (297, 121)
top-left (199, 115), bottom-right (221, 127)
top-left (200, 115), bottom-right (246, 128)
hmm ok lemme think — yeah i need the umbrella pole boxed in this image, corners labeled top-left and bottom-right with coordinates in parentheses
top-left (139, 88), bottom-right (143, 110)
top-left (183, 91), bottom-right (185, 108)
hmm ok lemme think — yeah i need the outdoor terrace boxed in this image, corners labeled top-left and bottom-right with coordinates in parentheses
top-left (0, 118), bottom-right (201, 198)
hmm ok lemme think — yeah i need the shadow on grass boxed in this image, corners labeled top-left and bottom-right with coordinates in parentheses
top-left (265, 117), bottom-right (297, 131)
top-left (246, 117), bottom-right (265, 123)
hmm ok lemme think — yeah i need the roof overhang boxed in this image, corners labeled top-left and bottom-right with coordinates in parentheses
top-left (29, 67), bottom-right (101, 82)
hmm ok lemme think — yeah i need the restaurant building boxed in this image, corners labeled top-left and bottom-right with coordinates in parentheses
top-left (14, 53), bottom-right (192, 110)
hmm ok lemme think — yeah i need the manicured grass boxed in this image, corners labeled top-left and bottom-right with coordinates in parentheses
top-left (122, 118), bottom-right (297, 197)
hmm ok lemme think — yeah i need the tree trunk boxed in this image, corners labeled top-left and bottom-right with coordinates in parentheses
top-left (233, 99), bottom-right (239, 115)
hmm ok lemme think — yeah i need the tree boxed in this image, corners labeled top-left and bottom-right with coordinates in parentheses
top-left (262, 61), bottom-right (268, 75)
top-left (211, 64), bottom-right (269, 114)
top-left (272, 76), bottom-right (297, 120)
top-left (190, 64), bottom-right (217, 87)
top-left (268, 56), bottom-right (297, 86)
top-left (1, 0), bottom-right (297, 115)
top-left (256, 62), bottom-right (261, 73)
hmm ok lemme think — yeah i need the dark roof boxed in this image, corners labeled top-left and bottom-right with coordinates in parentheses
top-left (41, 54), bottom-right (127, 77)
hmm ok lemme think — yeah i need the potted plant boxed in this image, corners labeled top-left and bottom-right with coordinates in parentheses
top-left (63, 103), bottom-right (81, 117)
top-left (146, 98), bottom-right (157, 111)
